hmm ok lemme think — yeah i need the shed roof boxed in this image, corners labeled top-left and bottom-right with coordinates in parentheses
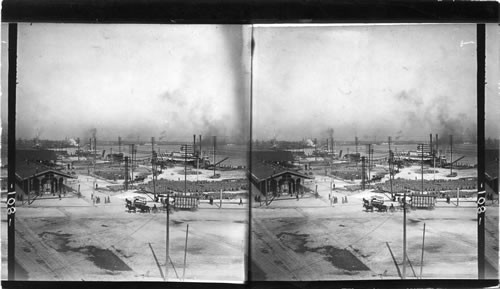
top-left (250, 162), bottom-right (312, 183)
top-left (15, 161), bottom-right (75, 181)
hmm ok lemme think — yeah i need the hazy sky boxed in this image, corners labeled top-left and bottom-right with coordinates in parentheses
top-left (252, 24), bottom-right (481, 142)
top-left (1, 24), bottom-right (498, 144)
top-left (4, 24), bottom-right (251, 142)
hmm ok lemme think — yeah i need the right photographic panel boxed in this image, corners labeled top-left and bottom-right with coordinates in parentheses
top-left (250, 24), bottom-right (483, 281)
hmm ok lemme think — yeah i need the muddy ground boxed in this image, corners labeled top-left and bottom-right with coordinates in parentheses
top-left (250, 165), bottom-right (493, 281)
top-left (1, 167), bottom-right (248, 282)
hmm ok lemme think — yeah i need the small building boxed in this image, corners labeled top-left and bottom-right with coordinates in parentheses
top-left (15, 149), bottom-right (76, 196)
top-left (250, 150), bottom-right (313, 197)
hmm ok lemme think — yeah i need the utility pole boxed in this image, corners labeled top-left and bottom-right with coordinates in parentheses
top-left (420, 223), bottom-right (426, 278)
top-left (361, 156), bottom-right (366, 190)
top-left (184, 144), bottom-right (187, 196)
top-left (421, 143), bottom-right (424, 194)
top-left (166, 190), bottom-right (170, 281)
top-left (152, 137), bottom-right (156, 196)
top-left (213, 136), bottom-right (216, 177)
top-left (449, 135), bottom-right (453, 176)
top-left (77, 138), bottom-right (80, 161)
top-left (388, 137), bottom-right (393, 198)
top-left (367, 144), bottom-right (372, 181)
top-left (182, 224), bottom-right (189, 281)
top-left (124, 157), bottom-right (129, 191)
top-left (118, 136), bottom-right (122, 153)
top-left (403, 186), bottom-right (407, 279)
top-left (93, 137), bottom-right (97, 189)
top-left (130, 144), bottom-right (135, 181)
top-left (355, 136), bottom-right (358, 153)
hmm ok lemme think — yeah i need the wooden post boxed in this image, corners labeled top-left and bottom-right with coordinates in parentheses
top-left (389, 137), bottom-right (393, 199)
top-left (421, 143), bottom-right (424, 194)
top-left (403, 189), bottom-right (407, 279)
top-left (152, 137), bottom-right (156, 196)
top-left (182, 224), bottom-right (189, 281)
top-left (419, 223), bottom-right (426, 279)
top-left (166, 191), bottom-right (170, 281)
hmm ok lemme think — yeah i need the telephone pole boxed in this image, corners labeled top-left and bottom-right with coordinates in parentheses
top-left (184, 144), bottom-right (187, 196)
top-left (361, 156), bottom-right (366, 190)
top-left (130, 144), bottom-right (135, 181)
top-left (124, 156), bottom-right (129, 191)
top-left (403, 186), bottom-right (407, 279)
top-left (152, 137), bottom-right (156, 196)
top-left (421, 143), bottom-right (424, 194)
top-left (388, 137), bottom-right (393, 198)
top-left (213, 136), bottom-right (217, 177)
top-left (449, 135), bottom-right (453, 176)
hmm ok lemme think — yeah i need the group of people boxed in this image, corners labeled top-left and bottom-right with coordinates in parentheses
top-left (91, 193), bottom-right (111, 205)
top-left (328, 193), bottom-right (348, 206)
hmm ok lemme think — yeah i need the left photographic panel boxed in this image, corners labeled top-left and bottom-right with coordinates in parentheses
top-left (1, 23), bottom-right (251, 282)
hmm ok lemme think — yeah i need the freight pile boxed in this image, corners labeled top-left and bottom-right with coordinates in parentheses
top-left (140, 179), bottom-right (248, 194)
top-left (376, 178), bottom-right (477, 195)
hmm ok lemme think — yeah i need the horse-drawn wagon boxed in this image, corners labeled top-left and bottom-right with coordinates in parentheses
top-left (125, 196), bottom-right (151, 213)
top-left (363, 196), bottom-right (388, 212)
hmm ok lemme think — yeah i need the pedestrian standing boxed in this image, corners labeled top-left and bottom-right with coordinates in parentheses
top-left (345, 196), bottom-right (348, 203)
top-left (239, 198), bottom-right (243, 205)
top-left (296, 194), bottom-right (299, 201)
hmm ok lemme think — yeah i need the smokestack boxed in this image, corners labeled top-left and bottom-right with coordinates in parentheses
top-left (199, 135), bottom-right (202, 157)
top-left (355, 136), bottom-right (359, 153)
top-left (436, 134), bottom-right (439, 160)
top-left (430, 134), bottom-right (433, 155)
top-left (89, 138), bottom-right (92, 151)
top-left (118, 136), bottom-right (122, 153)
top-left (326, 138), bottom-right (329, 152)
top-left (193, 134), bottom-right (196, 155)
